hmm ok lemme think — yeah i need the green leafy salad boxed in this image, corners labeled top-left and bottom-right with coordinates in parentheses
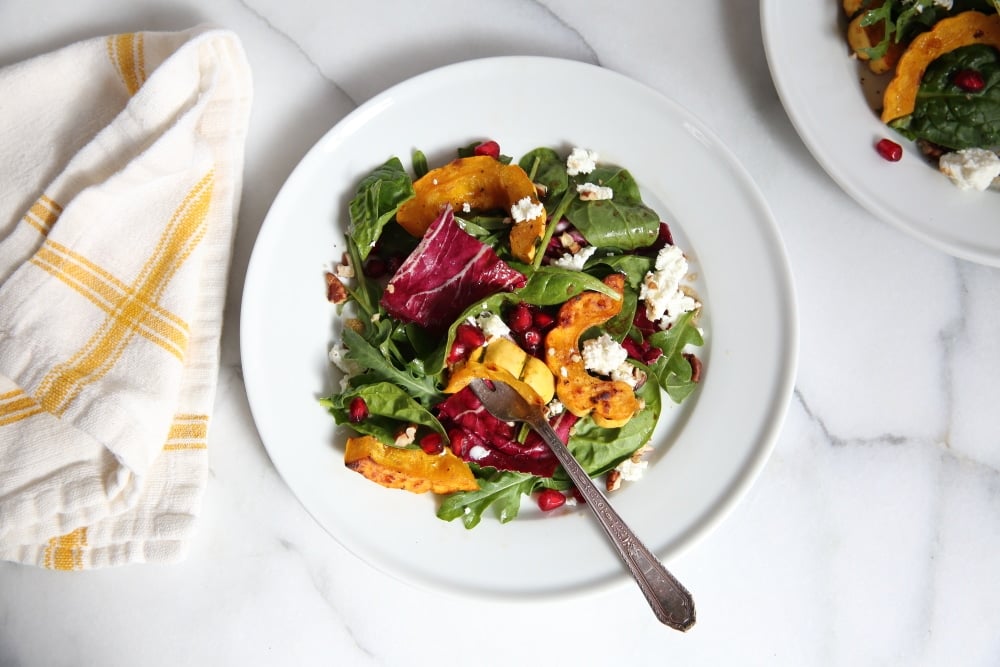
top-left (321, 140), bottom-right (705, 527)
top-left (846, 0), bottom-right (1000, 189)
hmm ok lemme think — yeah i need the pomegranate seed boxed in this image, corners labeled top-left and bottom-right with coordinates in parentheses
top-left (875, 138), bottom-right (903, 162)
top-left (446, 341), bottom-right (467, 364)
top-left (644, 346), bottom-right (663, 365)
top-left (448, 429), bottom-right (468, 457)
top-left (364, 256), bottom-right (387, 278)
top-left (520, 328), bottom-right (542, 351)
top-left (455, 323), bottom-right (486, 349)
top-left (532, 311), bottom-right (554, 330)
top-left (954, 69), bottom-right (985, 92)
top-left (385, 255), bottom-right (402, 275)
top-left (348, 396), bottom-right (369, 423)
top-left (507, 303), bottom-right (533, 333)
top-left (570, 486), bottom-right (587, 504)
top-left (473, 140), bottom-right (501, 159)
top-left (537, 488), bottom-right (566, 512)
top-left (419, 432), bottom-right (444, 455)
top-left (621, 336), bottom-right (644, 361)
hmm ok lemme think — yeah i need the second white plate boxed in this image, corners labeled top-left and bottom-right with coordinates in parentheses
top-left (762, 1), bottom-right (1000, 267)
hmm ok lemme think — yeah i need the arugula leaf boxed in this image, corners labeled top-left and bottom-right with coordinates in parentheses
top-left (565, 165), bottom-right (660, 250)
top-left (320, 381), bottom-right (446, 446)
top-left (647, 310), bottom-right (704, 403)
top-left (341, 328), bottom-right (443, 408)
top-left (890, 44), bottom-right (1000, 149)
top-left (437, 466), bottom-right (541, 528)
top-left (348, 157), bottom-right (414, 261)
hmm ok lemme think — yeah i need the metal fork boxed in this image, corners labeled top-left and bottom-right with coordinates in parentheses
top-left (467, 378), bottom-right (696, 632)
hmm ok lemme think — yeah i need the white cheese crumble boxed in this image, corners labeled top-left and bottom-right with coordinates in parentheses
top-left (474, 310), bottom-right (510, 342)
top-left (610, 361), bottom-right (639, 388)
top-left (640, 245), bottom-right (699, 326)
top-left (545, 399), bottom-right (565, 418)
top-left (329, 342), bottom-right (362, 376)
top-left (566, 147), bottom-right (598, 176)
top-left (510, 196), bottom-right (544, 222)
top-left (551, 244), bottom-right (597, 270)
top-left (615, 458), bottom-right (648, 482)
top-left (462, 202), bottom-right (472, 213)
top-left (581, 333), bottom-right (628, 376)
top-left (939, 148), bottom-right (1000, 191)
top-left (468, 444), bottom-right (490, 461)
top-left (576, 182), bottom-right (613, 201)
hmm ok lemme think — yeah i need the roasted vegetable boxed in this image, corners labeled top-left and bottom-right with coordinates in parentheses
top-left (846, 6), bottom-right (906, 74)
top-left (444, 338), bottom-right (555, 405)
top-left (395, 155), bottom-right (545, 262)
top-left (544, 273), bottom-right (640, 429)
top-left (344, 435), bottom-right (479, 494)
top-left (882, 10), bottom-right (1000, 122)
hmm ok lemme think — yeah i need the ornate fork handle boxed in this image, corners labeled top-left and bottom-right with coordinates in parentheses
top-left (527, 414), bottom-right (696, 631)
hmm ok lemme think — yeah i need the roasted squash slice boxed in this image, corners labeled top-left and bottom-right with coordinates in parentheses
top-left (544, 274), bottom-right (639, 429)
top-left (395, 155), bottom-right (546, 262)
top-left (883, 11), bottom-right (1000, 123)
top-left (344, 435), bottom-right (478, 494)
top-left (846, 7), bottom-right (905, 74)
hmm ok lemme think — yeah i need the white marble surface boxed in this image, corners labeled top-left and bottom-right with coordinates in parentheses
top-left (2, 1), bottom-right (999, 665)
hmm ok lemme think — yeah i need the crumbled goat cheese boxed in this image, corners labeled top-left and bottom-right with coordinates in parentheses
top-left (610, 361), bottom-right (639, 388)
top-left (329, 342), bottom-right (362, 376)
top-left (576, 182), bottom-right (613, 201)
top-left (615, 458), bottom-right (648, 482)
top-left (545, 399), bottom-right (565, 418)
top-left (510, 196), bottom-right (544, 222)
top-left (468, 444), bottom-right (490, 461)
top-left (640, 245), bottom-right (699, 326)
top-left (582, 334), bottom-right (629, 376)
top-left (552, 245), bottom-right (597, 271)
top-left (462, 202), bottom-right (472, 213)
top-left (566, 147), bottom-right (598, 176)
top-left (939, 148), bottom-right (1000, 191)
top-left (474, 310), bottom-right (511, 342)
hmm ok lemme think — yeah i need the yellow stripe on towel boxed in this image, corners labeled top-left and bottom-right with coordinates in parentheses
top-left (43, 527), bottom-right (88, 571)
top-left (33, 172), bottom-right (213, 417)
top-left (106, 32), bottom-right (146, 95)
top-left (163, 413), bottom-right (209, 450)
top-left (21, 195), bottom-right (62, 236)
top-left (0, 389), bottom-right (43, 426)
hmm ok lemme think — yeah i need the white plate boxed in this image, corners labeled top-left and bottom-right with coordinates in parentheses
top-left (761, 2), bottom-right (1000, 266)
top-left (241, 56), bottom-right (797, 599)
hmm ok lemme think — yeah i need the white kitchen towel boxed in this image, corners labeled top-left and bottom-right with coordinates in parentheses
top-left (0, 26), bottom-right (252, 569)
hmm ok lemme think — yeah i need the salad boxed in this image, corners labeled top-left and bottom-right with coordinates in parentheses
top-left (320, 140), bottom-right (704, 528)
top-left (845, 0), bottom-right (1000, 189)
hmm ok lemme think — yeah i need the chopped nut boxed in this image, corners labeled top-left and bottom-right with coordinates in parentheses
top-left (606, 470), bottom-right (622, 492)
top-left (325, 271), bottom-right (348, 304)
top-left (344, 317), bottom-right (365, 334)
top-left (394, 424), bottom-right (417, 447)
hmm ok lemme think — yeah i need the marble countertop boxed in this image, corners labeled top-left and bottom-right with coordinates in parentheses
top-left (2, 1), bottom-right (999, 665)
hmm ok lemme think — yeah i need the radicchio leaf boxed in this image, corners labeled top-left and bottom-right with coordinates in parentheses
top-left (380, 206), bottom-right (526, 333)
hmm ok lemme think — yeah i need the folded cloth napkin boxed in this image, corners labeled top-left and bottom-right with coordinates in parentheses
top-left (0, 26), bottom-right (252, 569)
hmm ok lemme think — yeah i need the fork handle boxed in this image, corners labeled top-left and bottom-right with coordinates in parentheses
top-left (530, 416), bottom-right (696, 631)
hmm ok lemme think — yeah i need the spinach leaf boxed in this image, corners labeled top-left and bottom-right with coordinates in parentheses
top-left (348, 157), bottom-right (414, 261)
top-left (437, 466), bottom-right (541, 528)
top-left (565, 165), bottom-right (660, 250)
top-left (341, 328), bottom-right (443, 407)
top-left (412, 149), bottom-right (429, 179)
top-left (648, 310), bottom-right (704, 403)
top-left (518, 147), bottom-right (569, 201)
top-left (320, 381), bottom-right (446, 446)
top-left (890, 44), bottom-right (1000, 149)
top-left (590, 253), bottom-right (655, 290)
